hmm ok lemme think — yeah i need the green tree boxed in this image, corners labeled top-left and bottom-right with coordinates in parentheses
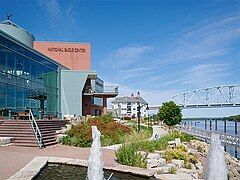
top-left (158, 101), bottom-right (182, 126)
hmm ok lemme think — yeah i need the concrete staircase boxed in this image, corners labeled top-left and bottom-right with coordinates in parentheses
top-left (0, 120), bottom-right (68, 147)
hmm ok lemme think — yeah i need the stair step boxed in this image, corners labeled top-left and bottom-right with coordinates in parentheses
top-left (0, 134), bottom-right (35, 137)
top-left (0, 126), bottom-right (32, 129)
top-left (13, 139), bottom-right (38, 143)
top-left (0, 125), bottom-right (32, 128)
top-left (41, 131), bottom-right (56, 136)
top-left (2, 121), bottom-right (30, 124)
top-left (0, 129), bottom-right (33, 133)
top-left (43, 141), bottom-right (57, 146)
top-left (0, 120), bottom-right (67, 147)
top-left (39, 127), bottom-right (61, 131)
top-left (1, 122), bottom-right (31, 125)
top-left (13, 143), bottom-right (39, 147)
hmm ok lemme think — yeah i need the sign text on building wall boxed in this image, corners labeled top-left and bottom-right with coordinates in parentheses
top-left (48, 47), bottom-right (86, 53)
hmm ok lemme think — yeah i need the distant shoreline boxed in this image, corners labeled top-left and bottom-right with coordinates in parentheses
top-left (183, 115), bottom-right (240, 122)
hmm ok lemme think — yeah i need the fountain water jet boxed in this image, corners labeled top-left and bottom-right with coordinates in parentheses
top-left (205, 134), bottom-right (228, 180)
top-left (87, 126), bottom-right (104, 180)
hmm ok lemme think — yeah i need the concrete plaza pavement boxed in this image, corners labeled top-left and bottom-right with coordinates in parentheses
top-left (0, 144), bottom-right (117, 179)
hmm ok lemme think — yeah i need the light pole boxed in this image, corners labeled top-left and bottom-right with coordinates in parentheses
top-left (137, 103), bottom-right (149, 132)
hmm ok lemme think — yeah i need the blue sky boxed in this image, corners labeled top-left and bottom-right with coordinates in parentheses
top-left (1, 0), bottom-right (240, 117)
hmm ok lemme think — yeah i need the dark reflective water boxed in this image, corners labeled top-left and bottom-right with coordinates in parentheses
top-left (34, 163), bottom-right (156, 180)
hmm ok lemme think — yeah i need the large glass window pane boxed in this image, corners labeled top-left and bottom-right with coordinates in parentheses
top-left (23, 58), bottom-right (31, 79)
top-left (7, 85), bottom-right (16, 109)
top-left (16, 87), bottom-right (24, 110)
top-left (0, 71), bottom-right (6, 83)
top-left (7, 52), bottom-right (16, 75)
top-left (16, 76), bottom-right (24, 87)
top-left (0, 48), bottom-right (6, 71)
top-left (36, 64), bottom-right (44, 83)
top-left (0, 82), bottom-right (6, 108)
top-left (16, 56), bottom-right (24, 77)
top-left (31, 63), bottom-right (37, 81)
top-left (7, 74), bottom-right (15, 85)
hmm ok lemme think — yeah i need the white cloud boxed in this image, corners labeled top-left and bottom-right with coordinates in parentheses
top-left (183, 63), bottom-right (231, 87)
top-left (103, 44), bottom-right (154, 69)
top-left (37, 0), bottom-right (62, 30)
top-left (145, 15), bottom-right (240, 67)
top-left (37, 0), bottom-right (78, 37)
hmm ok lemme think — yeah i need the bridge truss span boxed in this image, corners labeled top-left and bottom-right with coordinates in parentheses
top-left (171, 84), bottom-right (240, 108)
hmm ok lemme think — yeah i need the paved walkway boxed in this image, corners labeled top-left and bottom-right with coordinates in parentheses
top-left (0, 145), bottom-right (117, 179)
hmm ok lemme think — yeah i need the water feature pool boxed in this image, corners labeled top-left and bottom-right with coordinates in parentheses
top-left (34, 163), bottom-right (156, 180)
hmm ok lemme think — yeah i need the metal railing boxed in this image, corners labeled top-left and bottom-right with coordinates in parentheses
top-left (178, 125), bottom-right (240, 147)
top-left (84, 86), bottom-right (118, 94)
top-left (28, 110), bottom-right (44, 148)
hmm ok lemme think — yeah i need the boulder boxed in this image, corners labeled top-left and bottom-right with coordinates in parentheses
top-left (150, 167), bottom-right (164, 174)
top-left (166, 163), bottom-right (176, 169)
top-left (158, 158), bottom-right (166, 166)
top-left (178, 167), bottom-right (198, 179)
top-left (195, 162), bottom-right (203, 174)
top-left (0, 137), bottom-right (13, 146)
top-left (147, 153), bottom-right (160, 160)
top-left (151, 163), bottom-right (176, 173)
top-left (155, 150), bottom-right (165, 157)
top-left (147, 159), bottom-right (159, 169)
top-left (231, 168), bottom-right (239, 178)
top-left (172, 159), bottom-right (184, 168)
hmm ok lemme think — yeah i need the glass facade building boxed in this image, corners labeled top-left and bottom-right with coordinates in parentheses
top-left (0, 30), bottom-right (63, 117)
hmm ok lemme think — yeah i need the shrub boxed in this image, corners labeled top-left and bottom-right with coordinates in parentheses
top-left (125, 127), bottom-right (152, 144)
top-left (61, 116), bottom-right (131, 147)
top-left (169, 167), bottom-right (177, 174)
top-left (164, 149), bottom-right (174, 162)
top-left (197, 145), bottom-right (204, 153)
top-left (115, 131), bottom-right (196, 168)
top-left (164, 148), bottom-right (189, 163)
top-left (97, 114), bottom-right (114, 123)
top-left (124, 130), bottom-right (194, 153)
top-left (184, 162), bottom-right (192, 169)
top-left (189, 154), bottom-right (198, 164)
top-left (115, 144), bottom-right (147, 168)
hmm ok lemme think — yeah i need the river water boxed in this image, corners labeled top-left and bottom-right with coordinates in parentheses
top-left (182, 119), bottom-right (240, 159)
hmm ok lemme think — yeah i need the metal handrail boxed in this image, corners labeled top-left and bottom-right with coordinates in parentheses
top-left (84, 86), bottom-right (118, 94)
top-left (28, 110), bottom-right (44, 148)
top-left (178, 125), bottom-right (240, 147)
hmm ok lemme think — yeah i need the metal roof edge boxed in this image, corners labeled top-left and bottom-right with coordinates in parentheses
top-left (0, 29), bottom-right (69, 70)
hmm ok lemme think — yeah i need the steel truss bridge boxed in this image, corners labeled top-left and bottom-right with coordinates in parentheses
top-left (149, 84), bottom-right (240, 110)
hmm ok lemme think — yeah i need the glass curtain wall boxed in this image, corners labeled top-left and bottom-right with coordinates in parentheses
top-left (0, 33), bottom-right (58, 117)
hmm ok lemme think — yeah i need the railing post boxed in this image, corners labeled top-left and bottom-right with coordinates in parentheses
top-left (210, 120), bottom-right (212, 131)
top-left (235, 146), bottom-right (238, 159)
top-left (194, 121), bottom-right (197, 126)
top-left (224, 119), bottom-right (227, 133)
top-left (215, 120), bottom-right (217, 131)
top-left (235, 121), bottom-right (238, 135)
top-left (205, 119), bottom-right (207, 130)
